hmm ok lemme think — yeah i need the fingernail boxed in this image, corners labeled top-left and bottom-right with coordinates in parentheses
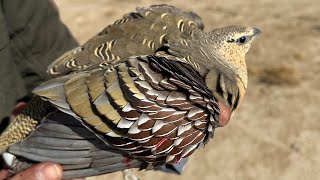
top-left (39, 163), bottom-right (62, 180)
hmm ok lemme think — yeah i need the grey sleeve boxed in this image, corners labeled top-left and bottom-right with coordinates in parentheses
top-left (0, 0), bottom-right (78, 122)
top-left (154, 158), bottom-right (188, 175)
top-left (0, 6), bottom-right (27, 122)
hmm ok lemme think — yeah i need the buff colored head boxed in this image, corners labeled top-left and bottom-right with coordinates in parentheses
top-left (208, 26), bottom-right (261, 88)
top-left (210, 26), bottom-right (261, 55)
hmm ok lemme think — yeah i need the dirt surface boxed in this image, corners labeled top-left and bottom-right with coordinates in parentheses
top-left (55, 0), bottom-right (320, 179)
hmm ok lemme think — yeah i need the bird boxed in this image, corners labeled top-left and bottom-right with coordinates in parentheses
top-left (0, 4), bottom-right (261, 179)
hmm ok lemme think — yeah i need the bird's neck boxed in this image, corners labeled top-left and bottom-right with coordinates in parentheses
top-left (216, 49), bottom-right (248, 90)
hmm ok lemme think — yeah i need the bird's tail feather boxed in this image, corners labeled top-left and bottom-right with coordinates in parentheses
top-left (0, 96), bottom-right (54, 153)
top-left (3, 111), bottom-right (142, 179)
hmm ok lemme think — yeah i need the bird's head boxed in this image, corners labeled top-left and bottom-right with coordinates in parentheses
top-left (209, 26), bottom-right (261, 56)
top-left (207, 26), bottom-right (261, 89)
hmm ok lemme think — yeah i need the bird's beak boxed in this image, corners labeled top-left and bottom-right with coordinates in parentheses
top-left (253, 28), bottom-right (262, 36)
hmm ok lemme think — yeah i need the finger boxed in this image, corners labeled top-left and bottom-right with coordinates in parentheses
top-left (0, 169), bottom-right (9, 180)
top-left (11, 162), bottom-right (63, 180)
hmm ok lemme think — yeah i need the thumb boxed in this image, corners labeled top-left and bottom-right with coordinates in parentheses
top-left (11, 162), bottom-right (63, 180)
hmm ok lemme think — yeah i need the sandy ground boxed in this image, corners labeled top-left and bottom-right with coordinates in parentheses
top-left (54, 0), bottom-right (320, 179)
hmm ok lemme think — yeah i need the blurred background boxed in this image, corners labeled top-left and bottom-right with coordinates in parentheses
top-left (55, 0), bottom-right (320, 180)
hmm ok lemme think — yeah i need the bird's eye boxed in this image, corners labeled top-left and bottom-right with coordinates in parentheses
top-left (237, 36), bottom-right (249, 44)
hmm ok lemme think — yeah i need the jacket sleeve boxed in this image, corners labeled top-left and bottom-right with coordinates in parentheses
top-left (0, 0), bottom-right (78, 122)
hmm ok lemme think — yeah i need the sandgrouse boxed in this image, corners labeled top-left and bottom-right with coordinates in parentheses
top-left (0, 4), bottom-right (260, 179)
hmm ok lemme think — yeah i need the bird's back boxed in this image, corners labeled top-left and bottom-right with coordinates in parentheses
top-left (48, 4), bottom-right (204, 76)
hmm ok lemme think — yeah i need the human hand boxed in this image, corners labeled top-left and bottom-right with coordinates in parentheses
top-left (0, 162), bottom-right (83, 180)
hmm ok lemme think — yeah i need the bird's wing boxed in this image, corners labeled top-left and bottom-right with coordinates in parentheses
top-left (34, 55), bottom-right (220, 166)
top-left (47, 4), bottom-right (204, 76)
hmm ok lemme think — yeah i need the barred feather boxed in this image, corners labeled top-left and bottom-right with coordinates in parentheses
top-left (35, 55), bottom-right (219, 165)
